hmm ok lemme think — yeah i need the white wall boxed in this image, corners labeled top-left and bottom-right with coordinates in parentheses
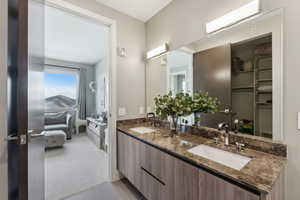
top-left (146, 0), bottom-right (300, 199)
top-left (63, 0), bottom-right (146, 120)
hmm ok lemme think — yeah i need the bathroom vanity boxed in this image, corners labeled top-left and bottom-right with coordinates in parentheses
top-left (117, 120), bottom-right (286, 200)
top-left (119, 8), bottom-right (286, 200)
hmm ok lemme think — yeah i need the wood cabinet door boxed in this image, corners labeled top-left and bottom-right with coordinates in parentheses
top-left (140, 142), bottom-right (166, 182)
top-left (198, 168), bottom-right (260, 200)
top-left (139, 141), bottom-right (176, 199)
top-left (117, 132), bottom-right (141, 190)
top-left (174, 158), bottom-right (199, 200)
top-left (117, 132), bottom-right (126, 176)
top-left (140, 168), bottom-right (165, 200)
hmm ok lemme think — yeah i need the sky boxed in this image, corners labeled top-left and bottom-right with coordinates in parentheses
top-left (45, 72), bottom-right (78, 99)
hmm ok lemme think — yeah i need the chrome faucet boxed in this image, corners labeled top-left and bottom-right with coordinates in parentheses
top-left (233, 119), bottom-right (242, 133)
top-left (147, 112), bottom-right (160, 127)
top-left (235, 142), bottom-right (245, 151)
top-left (146, 112), bottom-right (156, 127)
top-left (218, 122), bottom-right (230, 146)
top-left (218, 122), bottom-right (229, 133)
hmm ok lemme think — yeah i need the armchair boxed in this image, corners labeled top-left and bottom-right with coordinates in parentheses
top-left (44, 111), bottom-right (73, 140)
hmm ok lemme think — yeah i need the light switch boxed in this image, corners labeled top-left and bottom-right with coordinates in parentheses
top-left (118, 47), bottom-right (126, 57)
top-left (118, 107), bottom-right (126, 116)
top-left (298, 112), bottom-right (300, 130)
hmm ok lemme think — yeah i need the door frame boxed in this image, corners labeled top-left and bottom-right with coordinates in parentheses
top-left (0, 0), bottom-right (8, 199)
top-left (45, 0), bottom-right (119, 182)
top-left (0, 1), bottom-right (119, 199)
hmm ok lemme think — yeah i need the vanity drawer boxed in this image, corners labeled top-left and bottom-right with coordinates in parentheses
top-left (140, 167), bottom-right (165, 200)
top-left (198, 168), bottom-right (260, 200)
top-left (139, 141), bottom-right (169, 183)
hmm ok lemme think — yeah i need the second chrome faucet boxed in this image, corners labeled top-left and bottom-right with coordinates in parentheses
top-left (218, 122), bottom-right (230, 146)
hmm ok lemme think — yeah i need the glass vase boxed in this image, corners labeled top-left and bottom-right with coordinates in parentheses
top-left (170, 116), bottom-right (179, 137)
top-left (194, 112), bottom-right (201, 127)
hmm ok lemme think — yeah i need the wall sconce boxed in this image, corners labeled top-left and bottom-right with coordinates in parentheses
top-left (206, 0), bottom-right (260, 34)
top-left (146, 43), bottom-right (169, 60)
top-left (89, 81), bottom-right (97, 93)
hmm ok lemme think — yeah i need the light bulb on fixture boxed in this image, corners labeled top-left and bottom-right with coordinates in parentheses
top-left (206, 0), bottom-right (260, 33)
top-left (146, 43), bottom-right (169, 60)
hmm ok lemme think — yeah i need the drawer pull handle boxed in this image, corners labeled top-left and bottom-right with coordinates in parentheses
top-left (141, 167), bottom-right (165, 186)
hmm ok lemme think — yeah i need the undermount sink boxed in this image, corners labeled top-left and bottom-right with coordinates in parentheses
top-left (187, 145), bottom-right (251, 170)
top-left (130, 127), bottom-right (155, 134)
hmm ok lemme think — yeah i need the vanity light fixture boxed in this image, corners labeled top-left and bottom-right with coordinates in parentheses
top-left (146, 43), bottom-right (169, 59)
top-left (206, 0), bottom-right (260, 33)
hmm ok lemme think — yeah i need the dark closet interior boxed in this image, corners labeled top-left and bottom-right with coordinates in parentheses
top-left (193, 34), bottom-right (273, 138)
top-left (231, 34), bottom-right (272, 138)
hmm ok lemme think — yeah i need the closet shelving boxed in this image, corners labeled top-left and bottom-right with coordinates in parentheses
top-left (231, 35), bottom-right (272, 138)
top-left (232, 85), bottom-right (254, 90)
top-left (253, 54), bottom-right (272, 138)
top-left (256, 79), bottom-right (272, 82)
top-left (256, 102), bottom-right (272, 105)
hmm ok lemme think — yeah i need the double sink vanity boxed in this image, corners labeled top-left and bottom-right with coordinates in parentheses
top-left (117, 119), bottom-right (286, 200)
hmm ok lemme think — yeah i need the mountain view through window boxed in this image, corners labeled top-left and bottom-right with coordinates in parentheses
top-left (45, 72), bottom-right (78, 112)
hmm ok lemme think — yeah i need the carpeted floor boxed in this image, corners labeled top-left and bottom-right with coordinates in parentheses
top-left (45, 134), bottom-right (109, 200)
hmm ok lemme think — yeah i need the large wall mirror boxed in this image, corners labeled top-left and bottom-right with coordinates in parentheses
top-left (146, 9), bottom-right (283, 141)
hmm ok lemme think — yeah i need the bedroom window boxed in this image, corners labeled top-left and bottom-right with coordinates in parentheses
top-left (45, 67), bottom-right (79, 112)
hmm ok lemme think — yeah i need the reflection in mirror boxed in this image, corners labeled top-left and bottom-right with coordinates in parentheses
top-left (146, 9), bottom-right (283, 140)
top-left (231, 35), bottom-right (272, 138)
top-left (167, 50), bottom-right (193, 94)
top-left (167, 50), bottom-right (193, 125)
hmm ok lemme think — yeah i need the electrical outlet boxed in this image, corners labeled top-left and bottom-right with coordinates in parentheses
top-left (118, 107), bottom-right (126, 116)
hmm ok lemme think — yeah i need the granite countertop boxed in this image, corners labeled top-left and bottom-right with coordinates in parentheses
top-left (117, 122), bottom-right (286, 194)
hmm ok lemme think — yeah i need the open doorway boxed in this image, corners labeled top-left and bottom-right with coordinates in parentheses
top-left (43, 4), bottom-right (111, 200)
